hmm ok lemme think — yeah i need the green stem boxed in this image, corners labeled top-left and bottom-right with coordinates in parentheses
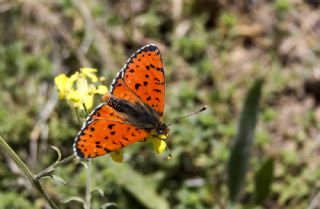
top-left (84, 159), bottom-right (91, 209)
top-left (82, 103), bottom-right (89, 116)
top-left (75, 107), bottom-right (82, 124)
top-left (0, 135), bottom-right (58, 209)
top-left (34, 154), bottom-right (76, 180)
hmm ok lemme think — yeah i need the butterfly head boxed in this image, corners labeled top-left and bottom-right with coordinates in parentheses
top-left (157, 123), bottom-right (169, 136)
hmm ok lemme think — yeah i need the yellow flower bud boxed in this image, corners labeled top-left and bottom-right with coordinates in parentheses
top-left (111, 150), bottom-right (124, 163)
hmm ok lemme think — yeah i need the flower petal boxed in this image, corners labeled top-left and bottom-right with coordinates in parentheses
top-left (83, 93), bottom-right (94, 110)
top-left (95, 85), bottom-right (108, 95)
top-left (69, 72), bottom-right (79, 84)
top-left (80, 68), bottom-right (97, 74)
top-left (54, 74), bottom-right (69, 99)
top-left (99, 76), bottom-right (106, 82)
top-left (74, 77), bottom-right (95, 110)
top-left (66, 90), bottom-right (81, 108)
top-left (147, 134), bottom-right (167, 154)
top-left (80, 68), bottom-right (98, 82)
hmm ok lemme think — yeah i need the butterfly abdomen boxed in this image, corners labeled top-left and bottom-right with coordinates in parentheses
top-left (106, 96), bottom-right (142, 117)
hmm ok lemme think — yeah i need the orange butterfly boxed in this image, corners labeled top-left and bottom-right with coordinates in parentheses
top-left (74, 44), bottom-right (168, 158)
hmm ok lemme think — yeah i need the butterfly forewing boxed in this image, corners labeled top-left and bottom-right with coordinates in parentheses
top-left (110, 45), bottom-right (165, 117)
top-left (109, 77), bottom-right (143, 105)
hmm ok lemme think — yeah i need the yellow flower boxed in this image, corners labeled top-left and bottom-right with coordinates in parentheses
top-left (111, 150), bottom-right (124, 163)
top-left (54, 68), bottom-right (107, 110)
top-left (146, 134), bottom-right (167, 154)
top-left (54, 74), bottom-right (72, 99)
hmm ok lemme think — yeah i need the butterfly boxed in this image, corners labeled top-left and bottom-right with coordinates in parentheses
top-left (73, 44), bottom-right (168, 158)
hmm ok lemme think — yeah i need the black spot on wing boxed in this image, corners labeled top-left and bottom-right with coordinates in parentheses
top-left (108, 124), bottom-right (115, 129)
top-left (135, 83), bottom-right (141, 90)
top-left (104, 148), bottom-right (111, 153)
top-left (154, 77), bottom-right (160, 83)
top-left (75, 146), bottom-right (85, 158)
top-left (141, 44), bottom-right (159, 53)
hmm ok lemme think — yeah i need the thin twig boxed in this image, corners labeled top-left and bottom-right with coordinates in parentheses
top-left (83, 103), bottom-right (89, 116)
top-left (0, 135), bottom-right (58, 209)
top-left (75, 107), bottom-right (82, 124)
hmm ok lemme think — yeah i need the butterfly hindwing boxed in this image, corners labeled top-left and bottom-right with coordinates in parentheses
top-left (110, 44), bottom-right (165, 117)
top-left (74, 104), bottom-right (149, 158)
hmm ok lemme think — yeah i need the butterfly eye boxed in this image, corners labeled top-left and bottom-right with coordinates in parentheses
top-left (156, 129), bottom-right (164, 135)
top-left (157, 128), bottom-right (169, 136)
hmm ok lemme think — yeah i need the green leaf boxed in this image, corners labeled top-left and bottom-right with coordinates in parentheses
top-left (62, 196), bottom-right (85, 204)
top-left (254, 157), bottom-right (274, 204)
top-left (100, 202), bottom-right (118, 209)
top-left (227, 79), bottom-right (263, 202)
top-left (51, 174), bottom-right (66, 185)
top-left (91, 187), bottom-right (105, 197)
top-left (50, 145), bottom-right (62, 165)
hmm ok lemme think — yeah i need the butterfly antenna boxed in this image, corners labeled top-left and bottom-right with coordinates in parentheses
top-left (167, 106), bottom-right (207, 126)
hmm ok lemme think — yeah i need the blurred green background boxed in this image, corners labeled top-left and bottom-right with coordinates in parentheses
top-left (0, 0), bottom-right (320, 208)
